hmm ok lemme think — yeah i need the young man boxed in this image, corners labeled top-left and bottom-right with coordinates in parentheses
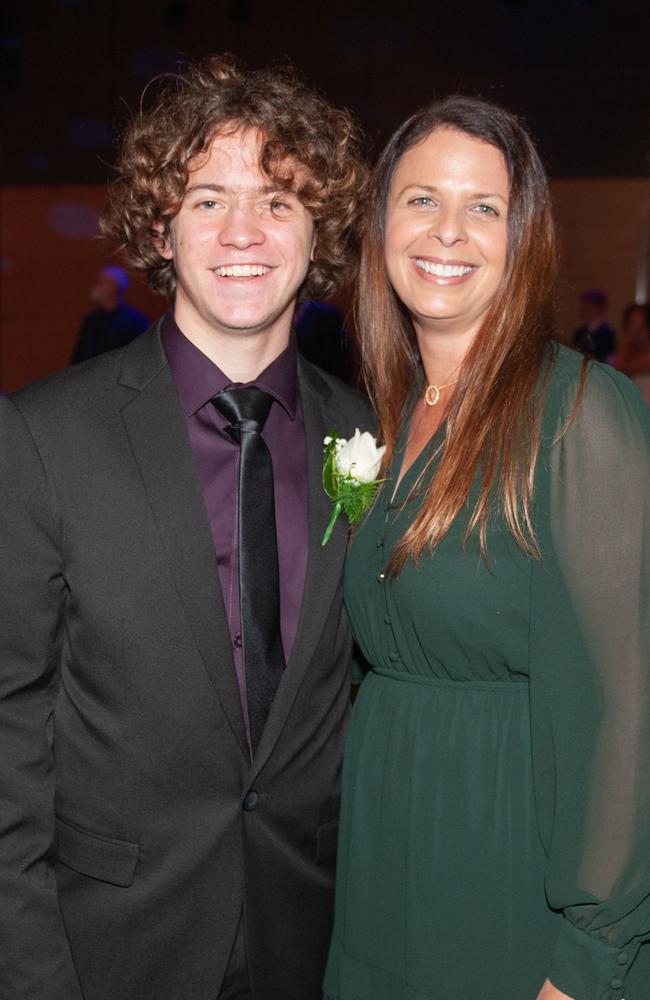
top-left (0, 57), bottom-right (370, 1000)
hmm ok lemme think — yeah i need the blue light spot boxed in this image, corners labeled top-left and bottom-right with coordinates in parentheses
top-left (48, 202), bottom-right (100, 240)
top-left (65, 118), bottom-right (112, 151)
top-left (25, 152), bottom-right (51, 175)
top-left (129, 48), bottom-right (180, 81)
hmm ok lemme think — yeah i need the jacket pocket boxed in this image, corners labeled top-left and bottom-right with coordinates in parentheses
top-left (55, 816), bottom-right (141, 887)
top-left (315, 817), bottom-right (339, 864)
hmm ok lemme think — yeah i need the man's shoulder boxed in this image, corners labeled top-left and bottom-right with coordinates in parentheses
top-left (10, 353), bottom-right (114, 407)
top-left (8, 327), bottom-right (162, 421)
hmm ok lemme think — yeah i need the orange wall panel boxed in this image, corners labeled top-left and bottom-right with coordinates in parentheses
top-left (552, 179), bottom-right (650, 340)
top-left (1, 186), bottom-right (164, 391)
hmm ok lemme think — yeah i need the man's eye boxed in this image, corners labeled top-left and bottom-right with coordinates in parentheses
top-left (270, 199), bottom-right (290, 212)
top-left (198, 200), bottom-right (217, 209)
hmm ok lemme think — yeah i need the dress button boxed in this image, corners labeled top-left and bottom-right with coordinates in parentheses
top-left (233, 634), bottom-right (242, 648)
top-left (617, 952), bottom-right (628, 965)
top-left (610, 977), bottom-right (623, 990)
top-left (384, 615), bottom-right (391, 625)
top-left (376, 537), bottom-right (384, 548)
top-left (377, 570), bottom-right (386, 582)
top-left (242, 790), bottom-right (258, 812)
top-left (388, 650), bottom-right (400, 661)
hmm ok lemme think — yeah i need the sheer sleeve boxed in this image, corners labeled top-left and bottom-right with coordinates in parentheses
top-left (530, 359), bottom-right (650, 1000)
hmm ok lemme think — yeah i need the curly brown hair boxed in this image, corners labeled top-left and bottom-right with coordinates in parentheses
top-left (101, 54), bottom-right (369, 300)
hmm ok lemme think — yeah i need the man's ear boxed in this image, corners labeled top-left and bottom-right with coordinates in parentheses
top-left (152, 221), bottom-right (173, 261)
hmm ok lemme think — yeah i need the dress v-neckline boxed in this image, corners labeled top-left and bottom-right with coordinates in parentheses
top-left (389, 418), bottom-right (447, 506)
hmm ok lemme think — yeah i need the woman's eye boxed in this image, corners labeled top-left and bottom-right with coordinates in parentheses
top-left (473, 203), bottom-right (498, 217)
top-left (408, 196), bottom-right (435, 207)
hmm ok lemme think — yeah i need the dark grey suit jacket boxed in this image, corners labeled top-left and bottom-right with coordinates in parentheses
top-left (0, 326), bottom-right (371, 1000)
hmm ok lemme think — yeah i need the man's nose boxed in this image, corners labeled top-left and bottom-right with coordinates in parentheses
top-left (218, 205), bottom-right (266, 250)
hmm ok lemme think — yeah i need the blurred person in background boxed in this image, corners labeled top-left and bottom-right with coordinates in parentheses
top-left (613, 302), bottom-right (650, 405)
top-left (572, 287), bottom-right (616, 362)
top-left (70, 265), bottom-right (149, 363)
top-left (294, 299), bottom-right (354, 383)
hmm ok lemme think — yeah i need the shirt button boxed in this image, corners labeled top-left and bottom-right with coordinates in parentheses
top-left (610, 978), bottom-right (623, 990)
top-left (377, 570), bottom-right (386, 582)
top-left (233, 634), bottom-right (243, 648)
top-left (242, 790), bottom-right (258, 811)
top-left (616, 952), bottom-right (628, 965)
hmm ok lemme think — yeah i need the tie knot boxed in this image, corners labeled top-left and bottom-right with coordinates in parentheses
top-left (213, 386), bottom-right (274, 432)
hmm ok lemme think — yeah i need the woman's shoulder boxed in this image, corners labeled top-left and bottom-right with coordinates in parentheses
top-left (547, 341), bottom-right (622, 390)
top-left (543, 341), bottom-right (650, 442)
top-left (546, 341), bottom-right (645, 410)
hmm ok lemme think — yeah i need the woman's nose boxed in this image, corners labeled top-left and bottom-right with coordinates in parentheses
top-left (427, 205), bottom-right (467, 247)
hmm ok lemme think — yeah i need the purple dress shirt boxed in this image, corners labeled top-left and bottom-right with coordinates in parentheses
top-left (161, 314), bottom-right (309, 742)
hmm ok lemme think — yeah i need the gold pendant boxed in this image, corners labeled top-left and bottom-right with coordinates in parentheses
top-left (424, 384), bottom-right (441, 406)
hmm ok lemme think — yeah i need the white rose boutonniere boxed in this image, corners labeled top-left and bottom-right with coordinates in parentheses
top-left (321, 429), bottom-right (386, 546)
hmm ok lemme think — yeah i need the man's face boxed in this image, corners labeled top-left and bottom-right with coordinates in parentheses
top-left (90, 269), bottom-right (121, 310)
top-left (579, 297), bottom-right (604, 326)
top-left (160, 128), bottom-right (315, 351)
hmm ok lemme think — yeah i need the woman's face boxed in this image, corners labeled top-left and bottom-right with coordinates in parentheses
top-left (624, 307), bottom-right (650, 343)
top-left (384, 127), bottom-right (509, 341)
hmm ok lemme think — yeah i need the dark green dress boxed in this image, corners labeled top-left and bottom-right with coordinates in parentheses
top-left (324, 347), bottom-right (650, 1000)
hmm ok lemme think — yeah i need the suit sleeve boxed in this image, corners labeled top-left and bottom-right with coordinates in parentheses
top-left (0, 395), bottom-right (84, 999)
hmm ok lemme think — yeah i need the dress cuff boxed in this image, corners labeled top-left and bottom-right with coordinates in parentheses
top-left (548, 919), bottom-right (639, 1000)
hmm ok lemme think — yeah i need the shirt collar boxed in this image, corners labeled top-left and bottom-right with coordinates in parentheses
top-left (161, 312), bottom-right (298, 419)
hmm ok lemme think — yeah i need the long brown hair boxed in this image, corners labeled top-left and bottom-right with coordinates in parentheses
top-left (358, 96), bottom-right (561, 572)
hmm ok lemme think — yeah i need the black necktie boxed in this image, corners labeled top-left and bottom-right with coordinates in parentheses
top-left (213, 386), bottom-right (286, 754)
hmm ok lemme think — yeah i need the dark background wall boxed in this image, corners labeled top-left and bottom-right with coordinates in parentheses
top-left (2, 0), bottom-right (649, 389)
top-left (4, 0), bottom-right (649, 184)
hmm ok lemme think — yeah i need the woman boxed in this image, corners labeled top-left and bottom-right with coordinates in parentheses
top-left (324, 98), bottom-right (650, 1000)
top-left (613, 303), bottom-right (650, 406)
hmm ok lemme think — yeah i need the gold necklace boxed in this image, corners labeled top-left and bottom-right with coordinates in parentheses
top-left (423, 378), bottom-right (459, 406)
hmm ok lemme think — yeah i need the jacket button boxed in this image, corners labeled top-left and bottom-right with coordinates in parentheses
top-left (242, 790), bottom-right (258, 811)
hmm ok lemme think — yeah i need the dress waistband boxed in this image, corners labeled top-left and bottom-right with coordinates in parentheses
top-left (372, 666), bottom-right (528, 691)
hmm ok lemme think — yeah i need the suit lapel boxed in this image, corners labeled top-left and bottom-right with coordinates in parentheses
top-left (251, 358), bottom-right (351, 776)
top-left (118, 329), bottom-right (249, 758)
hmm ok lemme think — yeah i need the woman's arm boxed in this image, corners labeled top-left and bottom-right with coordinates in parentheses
top-left (530, 361), bottom-right (650, 1000)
